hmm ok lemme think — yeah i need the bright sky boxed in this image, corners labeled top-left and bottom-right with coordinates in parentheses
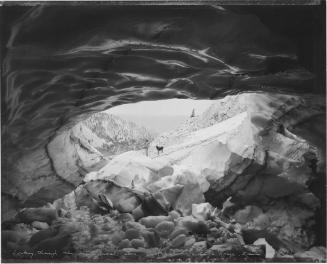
top-left (107, 99), bottom-right (213, 116)
top-left (106, 99), bottom-right (213, 133)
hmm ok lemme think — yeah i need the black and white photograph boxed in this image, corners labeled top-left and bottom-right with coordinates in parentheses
top-left (1, 0), bottom-right (326, 262)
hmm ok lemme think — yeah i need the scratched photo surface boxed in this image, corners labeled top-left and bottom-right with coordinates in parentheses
top-left (1, 1), bottom-right (326, 262)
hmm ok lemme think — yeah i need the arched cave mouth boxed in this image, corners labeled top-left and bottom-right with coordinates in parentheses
top-left (1, 3), bottom-right (326, 262)
top-left (22, 99), bottom-right (214, 206)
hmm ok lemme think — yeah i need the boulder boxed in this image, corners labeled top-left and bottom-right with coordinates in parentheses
top-left (253, 238), bottom-right (275, 258)
top-left (170, 234), bottom-right (187, 248)
top-left (243, 245), bottom-right (266, 257)
top-left (116, 196), bottom-right (140, 213)
top-left (176, 216), bottom-right (209, 235)
top-left (131, 238), bottom-right (145, 249)
top-left (2, 149), bottom-right (61, 204)
top-left (152, 191), bottom-right (171, 212)
top-left (233, 205), bottom-right (263, 224)
top-left (16, 207), bottom-right (58, 224)
top-left (174, 169), bottom-right (205, 215)
top-left (290, 192), bottom-right (321, 209)
top-left (242, 202), bottom-right (316, 249)
top-left (146, 168), bottom-right (205, 215)
top-left (155, 221), bottom-right (175, 238)
top-left (11, 223), bottom-right (35, 236)
top-left (102, 223), bottom-right (113, 232)
top-left (139, 216), bottom-right (171, 228)
top-left (56, 180), bottom-right (142, 213)
top-left (209, 243), bottom-right (234, 253)
top-left (192, 202), bottom-right (213, 221)
top-left (153, 185), bottom-right (184, 209)
top-left (47, 127), bottom-right (105, 186)
top-left (184, 236), bottom-right (196, 248)
top-left (169, 210), bottom-right (181, 220)
top-left (146, 175), bottom-right (177, 193)
top-left (176, 216), bottom-right (199, 231)
top-left (111, 232), bottom-right (125, 246)
top-left (209, 227), bottom-right (220, 238)
top-left (137, 192), bottom-right (169, 217)
top-left (252, 214), bottom-right (270, 230)
top-left (125, 221), bottom-right (145, 231)
top-left (119, 213), bottom-right (134, 223)
top-left (31, 221), bottom-right (49, 230)
top-left (191, 241), bottom-right (207, 252)
top-left (2, 230), bottom-right (29, 248)
top-left (119, 239), bottom-right (132, 249)
top-left (93, 234), bottom-right (111, 245)
top-left (125, 228), bottom-right (141, 240)
top-left (33, 233), bottom-right (72, 252)
top-left (140, 229), bottom-right (160, 248)
top-left (169, 227), bottom-right (188, 240)
top-left (29, 228), bottom-right (59, 247)
top-left (132, 205), bottom-right (145, 220)
top-left (294, 246), bottom-right (326, 262)
top-left (52, 186), bottom-right (82, 211)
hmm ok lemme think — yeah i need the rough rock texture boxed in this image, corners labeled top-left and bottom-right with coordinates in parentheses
top-left (294, 246), bottom-right (327, 262)
top-left (192, 203), bottom-right (213, 221)
top-left (253, 238), bottom-right (276, 258)
top-left (47, 126), bottom-right (105, 186)
top-left (1, 148), bottom-right (60, 201)
top-left (0, 201), bottom-right (277, 262)
top-left (52, 180), bottom-right (142, 214)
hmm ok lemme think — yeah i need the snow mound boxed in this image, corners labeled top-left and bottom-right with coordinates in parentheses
top-left (84, 151), bottom-right (174, 189)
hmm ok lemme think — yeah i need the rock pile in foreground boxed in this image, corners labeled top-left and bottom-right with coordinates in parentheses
top-left (2, 203), bottom-right (326, 262)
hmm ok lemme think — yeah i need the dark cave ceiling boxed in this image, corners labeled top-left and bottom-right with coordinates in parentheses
top-left (1, 4), bottom-right (325, 160)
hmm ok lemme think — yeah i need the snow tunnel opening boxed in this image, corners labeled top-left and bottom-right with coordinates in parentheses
top-left (22, 98), bottom-right (215, 208)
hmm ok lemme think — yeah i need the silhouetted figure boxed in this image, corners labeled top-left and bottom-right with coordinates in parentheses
top-left (156, 145), bottom-right (164, 155)
top-left (145, 139), bottom-right (149, 156)
top-left (190, 108), bottom-right (195, 118)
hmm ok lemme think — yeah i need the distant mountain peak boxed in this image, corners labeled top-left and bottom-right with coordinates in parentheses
top-left (81, 112), bottom-right (155, 155)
